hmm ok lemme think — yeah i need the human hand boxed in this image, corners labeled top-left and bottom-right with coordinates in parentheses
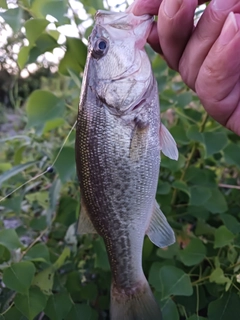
top-left (131, 0), bottom-right (240, 135)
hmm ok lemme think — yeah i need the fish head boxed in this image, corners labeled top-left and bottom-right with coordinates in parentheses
top-left (86, 11), bottom-right (154, 114)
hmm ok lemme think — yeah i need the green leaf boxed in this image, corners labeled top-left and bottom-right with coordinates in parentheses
top-left (46, 178), bottom-right (62, 225)
top-left (157, 182), bottom-right (171, 195)
top-left (161, 153), bottom-right (185, 172)
top-left (15, 286), bottom-right (47, 320)
top-left (157, 243), bottom-right (179, 259)
top-left (25, 191), bottom-right (49, 209)
top-left (220, 214), bottom-right (240, 234)
top-left (203, 188), bottom-right (228, 214)
top-left (208, 292), bottom-right (240, 320)
top-left (223, 143), bottom-right (240, 167)
top-left (59, 37), bottom-right (87, 76)
top-left (172, 180), bottom-right (190, 197)
top-left (65, 304), bottom-right (96, 320)
top-left (0, 161), bottom-right (37, 186)
top-left (26, 90), bottom-right (65, 134)
top-left (170, 125), bottom-right (189, 145)
top-left (24, 243), bottom-right (50, 263)
top-left (3, 261), bottom-right (36, 294)
top-left (35, 33), bottom-right (58, 52)
top-left (209, 268), bottom-right (231, 285)
top-left (149, 262), bottom-right (163, 292)
top-left (25, 18), bottom-right (49, 44)
top-left (0, 0), bottom-right (7, 9)
top-left (176, 92), bottom-right (192, 108)
top-left (3, 306), bottom-right (27, 320)
top-left (18, 46), bottom-right (30, 69)
top-left (31, 0), bottom-right (68, 23)
top-left (159, 266), bottom-right (193, 299)
top-left (80, 283), bottom-right (98, 301)
top-left (188, 316), bottom-right (207, 320)
top-left (179, 238), bottom-right (206, 266)
top-left (214, 226), bottom-right (235, 248)
top-left (54, 146), bottom-right (75, 183)
top-left (0, 229), bottom-right (23, 250)
top-left (53, 246), bottom-right (70, 270)
top-left (0, 244), bottom-right (11, 263)
top-left (43, 118), bottom-right (65, 133)
top-left (44, 293), bottom-right (72, 320)
top-left (203, 132), bottom-right (228, 157)
top-left (0, 8), bottom-right (22, 32)
top-left (161, 298), bottom-right (179, 320)
top-left (93, 238), bottom-right (110, 271)
top-left (189, 186), bottom-right (211, 206)
top-left (186, 125), bottom-right (203, 142)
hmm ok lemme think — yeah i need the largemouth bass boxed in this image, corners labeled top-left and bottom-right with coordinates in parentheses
top-left (75, 10), bottom-right (178, 320)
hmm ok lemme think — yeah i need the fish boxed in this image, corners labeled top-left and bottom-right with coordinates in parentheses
top-left (75, 10), bottom-right (178, 320)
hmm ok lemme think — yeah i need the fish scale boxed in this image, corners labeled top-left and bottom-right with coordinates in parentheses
top-left (75, 10), bottom-right (178, 320)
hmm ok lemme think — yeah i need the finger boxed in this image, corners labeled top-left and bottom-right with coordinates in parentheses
top-left (147, 22), bottom-right (163, 54)
top-left (179, 0), bottom-right (240, 90)
top-left (157, 0), bottom-right (198, 70)
top-left (132, 0), bottom-right (210, 16)
top-left (131, 0), bottom-right (163, 16)
top-left (195, 12), bottom-right (240, 135)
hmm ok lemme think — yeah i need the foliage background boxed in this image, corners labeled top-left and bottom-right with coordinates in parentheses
top-left (1, 0), bottom-right (240, 319)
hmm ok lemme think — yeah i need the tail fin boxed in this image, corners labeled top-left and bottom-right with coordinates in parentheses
top-left (110, 279), bottom-right (162, 320)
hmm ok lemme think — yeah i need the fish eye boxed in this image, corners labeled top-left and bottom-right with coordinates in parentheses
top-left (92, 38), bottom-right (108, 59)
top-left (98, 40), bottom-right (107, 50)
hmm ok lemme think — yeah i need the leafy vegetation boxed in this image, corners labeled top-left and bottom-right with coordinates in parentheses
top-left (1, 1), bottom-right (240, 319)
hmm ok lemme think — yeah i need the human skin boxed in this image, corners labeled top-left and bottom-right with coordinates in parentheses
top-left (132, 0), bottom-right (240, 135)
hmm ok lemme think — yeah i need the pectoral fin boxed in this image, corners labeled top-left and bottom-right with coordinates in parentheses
top-left (77, 197), bottom-right (97, 234)
top-left (146, 200), bottom-right (175, 247)
top-left (160, 123), bottom-right (178, 160)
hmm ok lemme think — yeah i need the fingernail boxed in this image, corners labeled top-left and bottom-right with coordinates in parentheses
top-left (219, 12), bottom-right (238, 45)
top-left (212, 0), bottom-right (238, 11)
top-left (164, 0), bottom-right (183, 18)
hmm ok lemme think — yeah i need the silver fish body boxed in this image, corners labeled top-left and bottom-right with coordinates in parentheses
top-left (75, 10), bottom-right (178, 320)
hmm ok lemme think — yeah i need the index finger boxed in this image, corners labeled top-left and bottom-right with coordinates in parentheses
top-left (132, 0), bottom-right (210, 16)
top-left (131, 0), bottom-right (163, 15)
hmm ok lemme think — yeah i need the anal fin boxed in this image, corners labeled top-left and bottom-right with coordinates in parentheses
top-left (77, 197), bottom-right (97, 234)
top-left (160, 123), bottom-right (178, 160)
top-left (146, 200), bottom-right (175, 247)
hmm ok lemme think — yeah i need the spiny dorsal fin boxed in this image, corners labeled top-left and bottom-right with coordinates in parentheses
top-left (77, 196), bottom-right (97, 234)
top-left (146, 200), bottom-right (175, 247)
top-left (160, 123), bottom-right (178, 160)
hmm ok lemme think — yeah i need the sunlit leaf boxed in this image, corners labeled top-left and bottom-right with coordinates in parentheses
top-left (26, 90), bottom-right (65, 134)
top-left (0, 0), bottom-right (7, 9)
top-left (0, 161), bottom-right (37, 186)
top-left (0, 8), bottom-right (22, 32)
top-left (59, 37), bottom-right (87, 76)
top-left (0, 229), bottom-right (23, 250)
top-left (25, 18), bottom-right (49, 44)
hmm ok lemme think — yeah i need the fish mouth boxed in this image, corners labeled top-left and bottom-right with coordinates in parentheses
top-left (95, 10), bottom-right (153, 39)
